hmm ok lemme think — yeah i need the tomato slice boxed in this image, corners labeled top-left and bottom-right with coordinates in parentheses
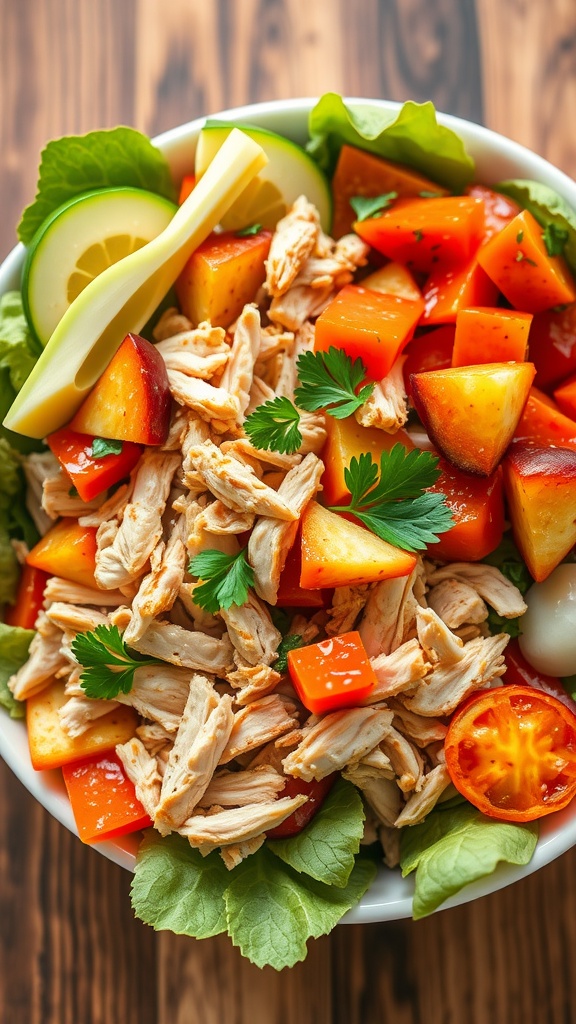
top-left (445, 684), bottom-right (576, 821)
top-left (266, 774), bottom-right (336, 838)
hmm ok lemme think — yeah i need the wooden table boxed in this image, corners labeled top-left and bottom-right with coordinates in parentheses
top-left (1, 2), bottom-right (576, 1020)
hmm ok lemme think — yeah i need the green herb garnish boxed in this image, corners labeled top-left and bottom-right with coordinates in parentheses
top-left (275, 634), bottom-right (305, 673)
top-left (190, 548), bottom-right (255, 614)
top-left (350, 192), bottom-right (397, 221)
top-left (236, 223), bottom-right (263, 237)
top-left (243, 396), bottom-right (302, 454)
top-left (90, 437), bottom-right (123, 458)
top-left (72, 624), bottom-right (161, 700)
top-left (294, 348), bottom-right (374, 419)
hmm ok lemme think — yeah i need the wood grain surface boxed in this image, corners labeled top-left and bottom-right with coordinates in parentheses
top-left (1, 2), bottom-right (576, 1021)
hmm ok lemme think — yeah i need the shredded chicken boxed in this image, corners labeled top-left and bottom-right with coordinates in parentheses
top-left (128, 619), bottom-right (234, 675)
top-left (123, 521), bottom-right (188, 644)
top-left (186, 439), bottom-right (297, 521)
top-left (283, 707), bottom-right (394, 782)
top-left (226, 662), bottom-right (282, 705)
top-left (358, 561), bottom-right (425, 657)
top-left (219, 304), bottom-right (261, 426)
top-left (8, 613), bottom-right (67, 701)
top-left (325, 585), bottom-right (372, 637)
top-left (155, 321), bottom-right (230, 379)
top-left (116, 664), bottom-right (194, 733)
top-left (219, 694), bottom-right (300, 763)
top-left (427, 577), bottom-right (489, 629)
top-left (59, 694), bottom-right (119, 737)
top-left (116, 737), bottom-right (163, 820)
top-left (394, 764), bottom-right (451, 827)
top-left (404, 632), bottom-right (509, 717)
top-left (220, 593), bottom-right (282, 667)
top-left (43, 577), bottom-right (125, 608)
top-left (380, 723), bottom-right (425, 793)
top-left (265, 196), bottom-right (320, 296)
top-left (197, 765), bottom-right (286, 807)
top-left (42, 470), bottom-right (102, 520)
top-left (179, 795), bottom-right (308, 852)
top-left (365, 638), bottom-right (431, 702)
top-left (355, 357), bottom-right (409, 433)
top-left (426, 561), bottom-right (528, 619)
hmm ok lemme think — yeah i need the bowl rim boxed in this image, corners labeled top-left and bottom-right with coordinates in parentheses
top-left (2, 95), bottom-right (576, 925)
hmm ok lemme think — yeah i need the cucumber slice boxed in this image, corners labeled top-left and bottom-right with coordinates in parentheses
top-left (22, 187), bottom-right (178, 346)
top-left (195, 122), bottom-right (332, 232)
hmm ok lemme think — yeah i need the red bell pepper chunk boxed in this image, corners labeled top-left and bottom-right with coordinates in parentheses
top-left (287, 630), bottom-right (377, 714)
top-left (4, 564), bottom-right (50, 630)
top-left (62, 751), bottom-right (152, 843)
top-left (46, 427), bottom-right (143, 502)
top-left (266, 774), bottom-right (337, 838)
top-left (402, 326), bottom-right (455, 399)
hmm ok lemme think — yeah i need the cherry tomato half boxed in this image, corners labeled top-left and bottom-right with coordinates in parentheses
top-left (444, 684), bottom-right (576, 822)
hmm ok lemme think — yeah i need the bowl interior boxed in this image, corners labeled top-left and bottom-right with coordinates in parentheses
top-left (2, 97), bottom-right (576, 923)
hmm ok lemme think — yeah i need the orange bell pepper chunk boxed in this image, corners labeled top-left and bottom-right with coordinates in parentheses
top-left (178, 174), bottom-right (196, 205)
top-left (528, 302), bottom-right (576, 390)
top-left (422, 256), bottom-right (499, 325)
top-left (46, 427), bottom-right (142, 502)
top-left (513, 386), bottom-right (576, 449)
top-left (26, 518), bottom-right (98, 589)
top-left (466, 184), bottom-right (521, 242)
top-left (477, 209), bottom-right (576, 313)
top-left (426, 458), bottom-right (505, 562)
top-left (452, 307), bottom-right (532, 367)
top-left (287, 631), bottom-right (377, 714)
top-left (314, 284), bottom-right (424, 382)
top-left (354, 196), bottom-right (485, 274)
top-left (62, 751), bottom-right (152, 843)
top-left (554, 373), bottom-right (576, 420)
top-left (3, 565), bottom-right (50, 630)
top-left (402, 326), bottom-right (455, 400)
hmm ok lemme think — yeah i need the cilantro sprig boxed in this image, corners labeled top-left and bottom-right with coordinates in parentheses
top-left (329, 444), bottom-right (454, 552)
top-left (243, 396), bottom-right (302, 454)
top-left (71, 624), bottom-right (161, 700)
top-left (91, 437), bottom-right (123, 458)
top-left (350, 191), bottom-right (398, 222)
top-left (190, 548), bottom-right (255, 614)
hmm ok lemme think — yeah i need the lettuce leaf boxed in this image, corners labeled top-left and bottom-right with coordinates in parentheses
top-left (306, 93), bottom-right (475, 191)
top-left (400, 802), bottom-right (538, 919)
top-left (0, 621), bottom-right (34, 718)
top-left (496, 179), bottom-right (576, 275)
top-left (18, 126), bottom-right (176, 245)
top-left (0, 292), bottom-right (44, 454)
top-left (0, 438), bottom-right (39, 605)
top-left (268, 777), bottom-right (365, 887)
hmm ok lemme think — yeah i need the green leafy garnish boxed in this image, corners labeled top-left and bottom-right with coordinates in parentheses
top-left (329, 444), bottom-right (453, 551)
top-left (400, 802), bottom-right (538, 919)
top-left (0, 292), bottom-right (44, 455)
top-left (71, 624), bottom-right (161, 700)
top-left (18, 127), bottom-right (176, 244)
top-left (0, 622), bottom-right (34, 719)
top-left (515, 250), bottom-right (537, 266)
top-left (243, 396), bottom-right (302, 454)
top-left (274, 633), bottom-right (305, 674)
top-left (350, 192), bottom-right (397, 221)
top-left (562, 674), bottom-right (576, 702)
top-left (419, 190), bottom-right (444, 198)
top-left (0, 438), bottom-right (40, 605)
top-left (543, 222), bottom-right (569, 257)
top-left (90, 437), bottom-right (123, 458)
top-left (294, 347), bottom-right (374, 419)
top-left (496, 179), bottom-right (576, 274)
top-left (236, 223), bottom-right (262, 237)
top-left (516, 229), bottom-right (524, 243)
top-left (189, 548), bottom-right (255, 614)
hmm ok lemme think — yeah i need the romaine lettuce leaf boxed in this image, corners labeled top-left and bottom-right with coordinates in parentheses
top-left (0, 621), bottom-right (34, 718)
top-left (306, 93), bottom-right (475, 191)
top-left (496, 179), bottom-right (576, 275)
top-left (0, 292), bottom-right (44, 454)
top-left (400, 802), bottom-right (538, 919)
top-left (18, 126), bottom-right (176, 245)
top-left (0, 438), bottom-right (39, 604)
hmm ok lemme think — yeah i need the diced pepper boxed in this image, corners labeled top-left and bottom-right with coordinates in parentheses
top-left (452, 307), bottom-right (532, 367)
top-left (178, 174), bottom-right (196, 205)
top-left (402, 326), bottom-right (455, 399)
top-left (477, 209), bottom-right (576, 313)
top-left (513, 386), bottom-right (576, 449)
top-left (465, 184), bottom-right (521, 242)
top-left (331, 144), bottom-right (448, 238)
top-left (314, 284), bottom-right (424, 382)
top-left (360, 262), bottom-right (422, 302)
top-left (26, 519), bottom-right (98, 589)
top-left (426, 458), bottom-right (505, 562)
top-left (528, 302), bottom-right (576, 391)
top-left (287, 631), bottom-right (377, 714)
top-left (276, 535), bottom-right (329, 608)
top-left (46, 427), bottom-right (142, 502)
top-left (354, 196), bottom-right (485, 274)
top-left (27, 679), bottom-right (138, 771)
top-left (422, 256), bottom-right (499, 325)
top-left (62, 751), bottom-right (152, 843)
top-left (320, 414), bottom-right (413, 506)
top-left (3, 565), bottom-right (50, 630)
top-left (266, 774), bottom-right (337, 837)
top-left (554, 373), bottom-right (576, 421)
top-left (176, 229), bottom-right (272, 329)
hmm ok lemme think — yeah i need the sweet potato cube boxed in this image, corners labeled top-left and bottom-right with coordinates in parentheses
top-left (300, 501), bottom-right (416, 590)
top-left (503, 444), bottom-right (576, 581)
top-left (26, 519), bottom-right (98, 589)
top-left (27, 679), bottom-right (138, 771)
top-left (513, 386), bottom-right (576, 449)
top-left (361, 262), bottom-right (422, 302)
top-left (452, 307), bottom-right (532, 367)
top-left (426, 458), bottom-right (505, 562)
top-left (422, 256), bottom-right (499, 325)
top-left (176, 229), bottom-right (272, 328)
top-left (320, 415), bottom-right (413, 506)
top-left (528, 302), bottom-right (576, 390)
top-left (314, 284), bottom-right (424, 381)
top-left (553, 373), bottom-right (576, 421)
top-left (477, 209), bottom-right (576, 313)
top-left (410, 361), bottom-right (536, 475)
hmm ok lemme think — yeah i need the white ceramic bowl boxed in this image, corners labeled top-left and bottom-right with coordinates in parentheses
top-left (2, 97), bottom-right (576, 923)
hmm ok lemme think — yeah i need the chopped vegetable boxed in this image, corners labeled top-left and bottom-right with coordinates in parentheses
top-left (62, 751), bottom-right (151, 842)
top-left (3, 565), bottom-right (49, 630)
top-left (287, 631), bottom-right (377, 713)
top-left (452, 307), bottom-right (532, 367)
top-left (47, 427), bottom-right (142, 501)
top-left (26, 518), bottom-right (98, 589)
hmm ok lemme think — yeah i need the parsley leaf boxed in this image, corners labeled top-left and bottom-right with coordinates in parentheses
top-left (330, 444), bottom-right (454, 552)
top-left (90, 437), bottom-right (123, 458)
top-left (275, 633), bottom-right (305, 673)
top-left (350, 192), bottom-right (398, 221)
top-left (243, 396), bottom-right (302, 454)
top-left (543, 222), bottom-right (569, 257)
top-left (515, 250), bottom-right (537, 266)
top-left (294, 347), bottom-right (374, 419)
top-left (190, 548), bottom-right (255, 614)
top-left (71, 624), bottom-right (161, 700)
top-left (236, 223), bottom-right (262, 237)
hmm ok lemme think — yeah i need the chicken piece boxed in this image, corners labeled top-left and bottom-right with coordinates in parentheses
top-left (379, 826), bottom-right (401, 868)
top-left (123, 523), bottom-right (188, 645)
top-left (219, 304), bottom-right (261, 426)
top-left (8, 613), bottom-right (67, 701)
top-left (186, 440), bottom-right (297, 521)
top-left (220, 593), bottom-right (282, 667)
top-left (168, 369), bottom-right (240, 428)
top-left (116, 664), bottom-right (195, 733)
top-left (78, 482), bottom-right (133, 528)
top-left (154, 679), bottom-right (234, 835)
top-left (220, 834), bottom-right (266, 870)
top-left (325, 585), bottom-right (372, 637)
top-left (248, 453), bottom-right (324, 604)
top-left (426, 561), bottom-right (528, 619)
top-left (403, 632), bottom-right (509, 717)
top-left (352, 775), bottom-right (403, 828)
top-left (59, 694), bottom-right (120, 737)
top-left (179, 794), bottom-right (308, 851)
top-left (42, 470), bottom-right (103, 521)
top-left (282, 707), bottom-right (394, 782)
top-left (136, 721), bottom-right (174, 757)
top-left (358, 561), bottom-right (425, 658)
top-left (427, 578), bottom-right (489, 629)
top-left (43, 577), bottom-right (125, 608)
top-left (290, 234), bottom-right (369, 290)
top-left (256, 326), bottom-right (295, 364)
top-left (268, 283), bottom-right (334, 332)
top-left (273, 319), bottom-right (315, 401)
top-left (355, 357), bottom-right (408, 434)
top-left (387, 699), bottom-right (448, 747)
top-left (178, 583), bottom-right (225, 639)
top-left (394, 764), bottom-right (451, 827)
top-left (365, 638), bottom-right (431, 702)
top-left (116, 736), bottom-right (163, 820)
top-left (194, 500), bottom-right (255, 536)
top-left (355, 746), bottom-right (395, 776)
top-left (380, 723), bottom-right (425, 793)
top-left (197, 765), bottom-right (286, 807)
top-left (155, 322), bottom-right (230, 379)
top-left (220, 438), bottom-right (301, 472)
top-left (246, 375), bottom-right (276, 416)
top-left (219, 694), bottom-right (300, 763)
top-left (129, 619), bottom-right (234, 675)
top-left (265, 196), bottom-right (320, 297)
top-left (23, 452), bottom-right (59, 534)
top-left (95, 450), bottom-right (180, 590)
top-left (44, 602), bottom-right (108, 636)
top-left (416, 606), bottom-right (465, 664)
top-left (297, 411), bottom-right (328, 455)
top-left (226, 662), bottom-right (282, 705)
top-left (153, 307), bottom-right (193, 341)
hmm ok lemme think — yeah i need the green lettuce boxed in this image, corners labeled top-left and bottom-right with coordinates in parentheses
top-left (400, 802), bottom-right (538, 919)
top-left (0, 438), bottom-right (39, 605)
top-left (496, 179), bottom-right (576, 276)
top-left (0, 292), bottom-right (43, 454)
top-left (18, 126), bottom-right (176, 245)
top-left (0, 621), bottom-right (34, 718)
top-left (306, 93), bottom-right (475, 191)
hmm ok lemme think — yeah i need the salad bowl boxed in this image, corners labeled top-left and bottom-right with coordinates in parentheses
top-left (1, 96), bottom-right (576, 928)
